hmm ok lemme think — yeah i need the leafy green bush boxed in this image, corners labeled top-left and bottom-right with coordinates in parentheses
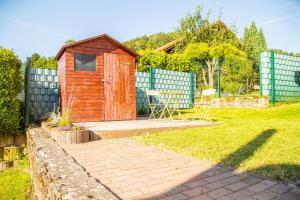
top-left (136, 49), bottom-right (192, 72)
top-left (0, 48), bottom-right (23, 135)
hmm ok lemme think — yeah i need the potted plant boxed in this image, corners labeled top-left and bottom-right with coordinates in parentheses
top-left (42, 110), bottom-right (89, 145)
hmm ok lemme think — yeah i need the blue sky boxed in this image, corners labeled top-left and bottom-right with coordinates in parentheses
top-left (0, 0), bottom-right (299, 61)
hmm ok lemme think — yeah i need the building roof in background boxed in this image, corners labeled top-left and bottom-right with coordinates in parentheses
top-left (55, 34), bottom-right (139, 60)
top-left (154, 20), bottom-right (238, 52)
top-left (154, 39), bottom-right (181, 52)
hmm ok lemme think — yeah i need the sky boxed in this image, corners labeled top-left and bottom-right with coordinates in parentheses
top-left (0, 0), bottom-right (300, 61)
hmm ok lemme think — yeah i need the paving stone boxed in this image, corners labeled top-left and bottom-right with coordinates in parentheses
top-left (205, 180), bottom-right (229, 190)
top-left (207, 188), bottom-right (232, 199)
top-left (281, 191), bottom-right (300, 200)
top-left (165, 185), bottom-right (190, 196)
top-left (248, 181), bottom-right (275, 193)
top-left (269, 183), bottom-right (292, 194)
top-left (229, 189), bottom-right (256, 200)
top-left (188, 195), bottom-right (213, 200)
top-left (159, 193), bottom-right (188, 200)
top-left (184, 179), bottom-right (209, 189)
top-left (225, 182), bottom-right (249, 191)
top-left (183, 186), bottom-right (210, 197)
top-left (252, 190), bottom-right (278, 200)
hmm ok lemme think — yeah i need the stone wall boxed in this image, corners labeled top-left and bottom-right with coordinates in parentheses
top-left (211, 97), bottom-right (269, 108)
top-left (27, 128), bottom-right (118, 200)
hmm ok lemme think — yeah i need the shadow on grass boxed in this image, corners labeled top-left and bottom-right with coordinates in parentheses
top-left (135, 128), bottom-right (300, 199)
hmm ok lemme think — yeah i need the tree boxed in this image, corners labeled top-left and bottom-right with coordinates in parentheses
top-left (175, 5), bottom-right (210, 51)
top-left (136, 49), bottom-right (191, 72)
top-left (0, 48), bottom-right (23, 134)
top-left (124, 32), bottom-right (177, 52)
top-left (31, 53), bottom-right (57, 69)
top-left (65, 39), bottom-right (76, 45)
top-left (174, 5), bottom-right (241, 51)
top-left (242, 21), bottom-right (267, 77)
top-left (184, 42), bottom-right (252, 93)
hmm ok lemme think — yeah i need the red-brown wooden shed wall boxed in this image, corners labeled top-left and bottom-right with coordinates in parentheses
top-left (57, 37), bottom-right (136, 122)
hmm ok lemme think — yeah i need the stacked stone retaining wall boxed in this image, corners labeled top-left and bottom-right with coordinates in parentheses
top-left (27, 128), bottom-right (118, 200)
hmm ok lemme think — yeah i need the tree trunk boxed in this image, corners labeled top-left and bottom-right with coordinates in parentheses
top-left (201, 68), bottom-right (208, 86)
top-left (206, 59), bottom-right (216, 89)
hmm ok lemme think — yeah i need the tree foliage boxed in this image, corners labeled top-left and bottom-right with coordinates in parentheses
top-left (65, 39), bottom-right (76, 45)
top-left (123, 32), bottom-right (177, 52)
top-left (242, 21), bottom-right (267, 74)
top-left (184, 42), bottom-right (252, 94)
top-left (0, 48), bottom-right (23, 134)
top-left (175, 5), bottom-right (240, 52)
top-left (31, 53), bottom-right (57, 69)
top-left (136, 49), bottom-right (192, 72)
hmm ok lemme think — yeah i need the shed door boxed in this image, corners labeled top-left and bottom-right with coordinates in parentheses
top-left (104, 53), bottom-right (136, 121)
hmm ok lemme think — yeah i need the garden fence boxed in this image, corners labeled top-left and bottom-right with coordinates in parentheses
top-left (24, 59), bottom-right (196, 123)
top-left (24, 59), bottom-right (59, 125)
top-left (136, 67), bottom-right (196, 110)
top-left (260, 50), bottom-right (300, 102)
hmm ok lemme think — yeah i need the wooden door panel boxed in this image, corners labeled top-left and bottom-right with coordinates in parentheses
top-left (104, 53), bottom-right (136, 121)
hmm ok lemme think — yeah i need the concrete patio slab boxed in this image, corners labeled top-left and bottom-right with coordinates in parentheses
top-left (62, 139), bottom-right (300, 200)
top-left (76, 119), bottom-right (214, 139)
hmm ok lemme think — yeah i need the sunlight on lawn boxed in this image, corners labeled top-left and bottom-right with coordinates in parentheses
top-left (136, 103), bottom-right (300, 182)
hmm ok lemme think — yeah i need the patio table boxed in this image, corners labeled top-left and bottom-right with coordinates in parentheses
top-left (157, 91), bottom-right (184, 120)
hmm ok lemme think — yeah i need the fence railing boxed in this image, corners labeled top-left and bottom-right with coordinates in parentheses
top-left (260, 50), bottom-right (300, 103)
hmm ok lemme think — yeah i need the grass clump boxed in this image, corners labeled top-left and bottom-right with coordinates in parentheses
top-left (0, 158), bottom-right (31, 200)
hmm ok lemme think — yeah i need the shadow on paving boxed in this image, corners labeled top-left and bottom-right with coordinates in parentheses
top-left (138, 128), bottom-right (300, 200)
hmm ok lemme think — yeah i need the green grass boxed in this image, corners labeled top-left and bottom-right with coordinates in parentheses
top-left (0, 158), bottom-right (31, 200)
top-left (136, 103), bottom-right (300, 183)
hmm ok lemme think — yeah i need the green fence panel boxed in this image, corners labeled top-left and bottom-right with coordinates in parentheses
top-left (26, 66), bottom-right (59, 122)
top-left (136, 68), bottom-right (196, 111)
top-left (260, 51), bottom-right (300, 102)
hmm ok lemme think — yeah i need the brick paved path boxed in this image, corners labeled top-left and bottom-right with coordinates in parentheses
top-left (63, 139), bottom-right (300, 200)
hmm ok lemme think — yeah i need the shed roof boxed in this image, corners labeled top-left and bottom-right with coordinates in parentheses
top-left (55, 34), bottom-right (139, 60)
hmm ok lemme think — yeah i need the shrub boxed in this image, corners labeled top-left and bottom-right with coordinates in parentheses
top-left (0, 48), bottom-right (23, 135)
top-left (136, 49), bottom-right (192, 72)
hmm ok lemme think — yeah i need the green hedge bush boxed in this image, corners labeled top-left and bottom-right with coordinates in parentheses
top-left (0, 48), bottom-right (23, 135)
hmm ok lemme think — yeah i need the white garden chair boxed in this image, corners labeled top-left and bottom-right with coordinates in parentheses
top-left (193, 89), bottom-right (216, 120)
top-left (146, 90), bottom-right (164, 119)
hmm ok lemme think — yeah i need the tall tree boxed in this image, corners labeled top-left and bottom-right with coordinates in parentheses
top-left (242, 21), bottom-right (267, 77)
top-left (175, 5), bottom-right (210, 51)
top-left (184, 42), bottom-right (252, 93)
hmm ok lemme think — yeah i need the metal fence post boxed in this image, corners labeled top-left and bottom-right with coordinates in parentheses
top-left (259, 53), bottom-right (262, 96)
top-left (270, 50), bottom-right (276, 104)
top-left (24, 58), bottom-right (31, 127)
top-left (149, 66), bottom-right (153, 90)
top-left (189, 72), bottom-right (194, 108)
top-left (217, 58), bottom-right (221, 98)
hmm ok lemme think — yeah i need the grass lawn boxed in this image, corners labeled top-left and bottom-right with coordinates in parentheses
top-left (0, 158), bottom-right (31, 200)
top-left (136, 103), bottom-right (300, 183)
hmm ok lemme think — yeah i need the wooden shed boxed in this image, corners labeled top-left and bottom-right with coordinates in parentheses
top-left (55, 34), bottom-right (138, 122)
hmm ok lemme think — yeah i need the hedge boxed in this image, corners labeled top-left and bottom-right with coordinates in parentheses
top-left (0, 48), bottom-right (23, 135)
